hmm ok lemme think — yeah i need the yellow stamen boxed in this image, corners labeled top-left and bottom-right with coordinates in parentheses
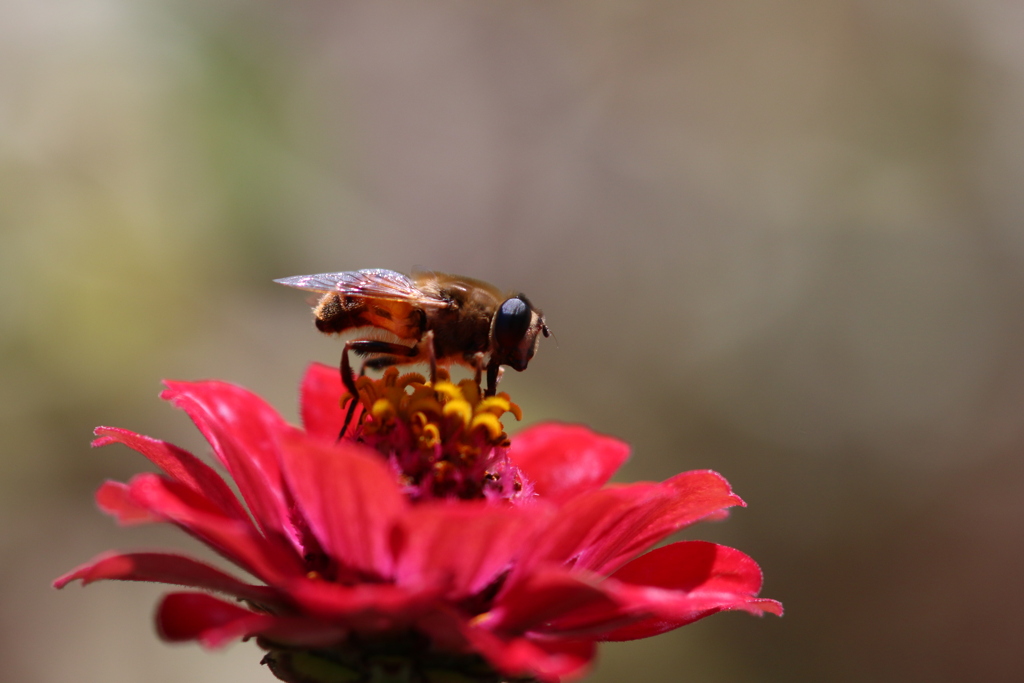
top-left (395, 372), bottom-right (426, 389)
top-left (477, 396), bottom-right (511, 417)
top-left (470, 412), bottom-right (504, 440)
top-left (371, 398), bottom-right (395, 422)
top-left (418, 423), bottom-right (441, 449)
top-left (442, 399), bottom-right (473, 427)
top-left (344, 366), bottom-right (522, 492)
top-left (456, 379), bottom-right (481, 403)
top-left (432, 381), bottom-right (463, 402)
top-left (407, 396), bottom-right (444, 418)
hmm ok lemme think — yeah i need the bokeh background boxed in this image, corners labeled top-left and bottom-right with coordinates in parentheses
top-left (4, 1), bottom-right (1024, 681)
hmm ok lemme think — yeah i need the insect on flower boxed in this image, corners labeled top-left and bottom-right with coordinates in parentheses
top-left (275, 269), bottom-right (550, 435)
top-left (54, 364), bottom-right (783, 683)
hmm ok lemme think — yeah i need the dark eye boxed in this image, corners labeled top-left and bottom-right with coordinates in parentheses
top-left (493, 297), bottom-right (532, 348)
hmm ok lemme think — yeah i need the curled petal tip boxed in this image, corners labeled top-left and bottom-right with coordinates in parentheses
top-left (752, 598), bottom-right (784, 617)
top-left (91, 426), bottom-right (120, 447)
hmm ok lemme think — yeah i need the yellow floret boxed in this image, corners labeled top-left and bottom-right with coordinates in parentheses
top-left (442, 399), bottom-right (474, 427)
top-left (350, 366), bottom-right (521, 456)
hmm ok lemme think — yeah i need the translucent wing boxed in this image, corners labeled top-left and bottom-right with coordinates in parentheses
top-left (274, 269), bottom-right (448, 307)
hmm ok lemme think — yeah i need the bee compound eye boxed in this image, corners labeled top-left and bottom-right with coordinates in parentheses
top-left (494, 297), bottom-right (532, 348)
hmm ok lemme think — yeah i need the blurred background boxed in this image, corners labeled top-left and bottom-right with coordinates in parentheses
top-left (3, 1), bottom-right (1024, 681)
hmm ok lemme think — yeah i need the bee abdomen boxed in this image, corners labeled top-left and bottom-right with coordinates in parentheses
top-left (314, 294), bottom-right (367, 334)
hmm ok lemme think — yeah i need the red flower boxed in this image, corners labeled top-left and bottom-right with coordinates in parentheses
top-left (55, 364), bottom-right (781, 682)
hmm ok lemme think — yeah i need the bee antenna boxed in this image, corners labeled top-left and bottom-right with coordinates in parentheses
top-left (543, 323), bottom-right (557, 347)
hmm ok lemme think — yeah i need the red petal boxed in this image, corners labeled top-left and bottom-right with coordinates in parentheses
top-left (53, 551), bottom-right (281, 606)
top-left (539, 542), bottom-right (782, 641)
top-left (600, 542), bottom-right (782, 640)
top-left (161, 380), bottom-right (294, 545)
top-left (571, 471), bottom-right (745, 576)
top-left (157, 592), bottom-right (276, 647)
top-left (509, 423), bottom-right (630, 504)
top-left (504, 484), bottom-right (668, 587)
top-left (413, 603), bottom-right (576, 678)
top-left (461, 623), bottom-right (595, 683)
top-left (286, 578), bottom-right (437, 632)
top-left (299, 362), bottom-right (346, 442)
top-left (127, 473), bottom-right (303, 584)
top-left (96, 480), bottom-right (159, 524)
top-left (394, 502), bottom-right (541, 598)
top-left (548, 580), bottom-right (778, 640)
top-left (158, 592), bottom-right (349, 649)
top-left (278, 431), bottom-right (405, 578)
top-left (487, 569), bottom-right (617, 635)
top-left (505, 472), bottom-right (743, 592)
top-left (93, 427), bottom-right (248, 520)
top-left (612, 540), bottom-right (761, 592)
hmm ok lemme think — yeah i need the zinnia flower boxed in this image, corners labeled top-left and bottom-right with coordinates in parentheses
top-left (55, 363), bottom-right (781, 682)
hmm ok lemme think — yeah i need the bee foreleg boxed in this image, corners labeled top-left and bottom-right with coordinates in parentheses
top-left (339, 342), bottom-right (360, 441)
top-left (472, 352), bottom-right (485, 387)
top-left (338, 339), bottom-right (418, 440)
top-left (423, 330), bottom-right (437, 385)
top-left (485, 360), bottom-right (501, 397)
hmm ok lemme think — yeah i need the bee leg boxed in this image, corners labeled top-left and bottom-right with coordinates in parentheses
top-left (423, 330), bottom-right (437, 385)
top-left (338, 341), bottom-right (361, 441)
top-left (472, 352), bottom-right (486, 387)
top-left (338, 339), bottom-right (418, 440)
top-left (485, 360), bottom-right (501, 397)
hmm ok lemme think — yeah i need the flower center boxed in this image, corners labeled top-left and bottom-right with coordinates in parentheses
top-left (343, 367), bottom-right (529, 502)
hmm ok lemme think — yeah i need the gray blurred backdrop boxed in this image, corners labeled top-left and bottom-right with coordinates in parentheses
top-left (4, 1), bottom-right (1024, 682)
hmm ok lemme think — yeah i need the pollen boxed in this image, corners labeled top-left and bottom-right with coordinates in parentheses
top-left (418, 423), bottom-right (441, 450)
top-left (342, 367), bottom-right (526, 501)
top-left (441, 398), bottom-right (473, 426)
top-left (370, 398), bottom-right (395, 423)
top-left (469, 611), bottom-right (498, 629)
top-left (470, 413), bottom-right (504, 440)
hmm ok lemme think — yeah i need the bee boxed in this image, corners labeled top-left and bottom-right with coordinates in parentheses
top-left (275, 269), bottom-right (549, 434)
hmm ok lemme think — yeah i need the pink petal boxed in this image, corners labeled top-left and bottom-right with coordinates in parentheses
top-left (52, 551), bottom-right (281, 606)
top-left (299, 362), bottom-right (346, 442)
top-left (126, 473), bottom-right (303, 584)
top-left (92, 427), bottom-right (248, 520)
top-left (161, 380), bottom-right (294, 545)
top-left (278, 430), bottom-right (405, 578)
top-left (509, 423), bottom-right (630, 504)
top-left (96, 480), bottom-right (159, 524)
top-left (394, 502), bottom-right (541, 598)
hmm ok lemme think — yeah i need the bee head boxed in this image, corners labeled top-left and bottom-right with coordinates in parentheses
top-left (490, 294), bottom-right (548, 372)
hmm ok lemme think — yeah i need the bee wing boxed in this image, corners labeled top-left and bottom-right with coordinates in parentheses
top-left (274, 269), bottom-right (448, 307)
